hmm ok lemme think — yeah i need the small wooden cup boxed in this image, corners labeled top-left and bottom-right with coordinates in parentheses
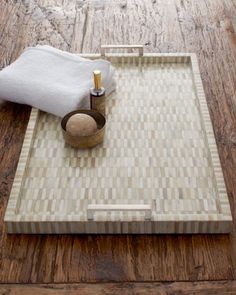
top-left (61, 110), bottom-right (106, 149)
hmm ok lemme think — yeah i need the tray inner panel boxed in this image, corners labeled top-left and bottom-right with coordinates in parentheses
top-left (16, 57), bottom-right (219, 222)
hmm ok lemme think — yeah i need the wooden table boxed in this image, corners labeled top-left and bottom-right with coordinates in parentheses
top-left (0, 0), bottom-right (236, 294)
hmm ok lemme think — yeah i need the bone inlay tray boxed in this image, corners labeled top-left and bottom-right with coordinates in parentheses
top-left (4, 53), bottom-right (232, 233)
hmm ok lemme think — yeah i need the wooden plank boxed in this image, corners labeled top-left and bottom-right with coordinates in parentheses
top-left (0, 0), bottom-right (235, 282)
top-left (1, 281), bottom-right (236, 295)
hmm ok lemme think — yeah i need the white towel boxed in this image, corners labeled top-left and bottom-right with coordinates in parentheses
top-left (0, 45), bottom-right (115, 117)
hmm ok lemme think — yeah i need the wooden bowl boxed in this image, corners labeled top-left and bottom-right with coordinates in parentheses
top-left (61, 109), bottom-right (106, 148)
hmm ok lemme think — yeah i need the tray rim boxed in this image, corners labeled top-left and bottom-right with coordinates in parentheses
top-left (4, 52), bottom-right (233, 233)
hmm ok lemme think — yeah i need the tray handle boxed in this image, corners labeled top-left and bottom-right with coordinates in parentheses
top-left (101, 45), bottom-right (144, 56)
top-left (87, 204), bottom-right (152, 220)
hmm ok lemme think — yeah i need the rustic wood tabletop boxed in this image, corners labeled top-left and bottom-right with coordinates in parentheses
top-left (0, 0), bottom-right (236, 294)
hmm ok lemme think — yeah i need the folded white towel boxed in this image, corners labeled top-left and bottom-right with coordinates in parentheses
top-left (0, 45), bottom-right (115, 117)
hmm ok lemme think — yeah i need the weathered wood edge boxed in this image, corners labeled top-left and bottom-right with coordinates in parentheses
top-left (0, 281), bottom-right (236, 295)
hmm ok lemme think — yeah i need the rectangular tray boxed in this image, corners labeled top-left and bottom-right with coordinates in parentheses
top-left (4, 51), bottom-right (233, 234)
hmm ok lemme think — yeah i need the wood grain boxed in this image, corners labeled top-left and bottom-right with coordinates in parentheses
top-left (1, 281), bottom-right (236, 295)
top-left (0, 0), bottom-right (236, 283)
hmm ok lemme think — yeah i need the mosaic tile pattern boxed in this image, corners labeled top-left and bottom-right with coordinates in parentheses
top-left (4, 54), bottom-right (232, 233)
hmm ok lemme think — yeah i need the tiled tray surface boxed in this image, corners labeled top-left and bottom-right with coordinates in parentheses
top-left (4, 53), bottom-right (232, 233)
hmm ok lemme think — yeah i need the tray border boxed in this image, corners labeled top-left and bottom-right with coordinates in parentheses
top-left (4, 53), bottom-right (233, 233)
